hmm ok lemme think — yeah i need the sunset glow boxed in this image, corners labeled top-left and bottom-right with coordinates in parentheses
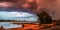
top-left (22, 3), bottom-right (30, 8)
top-left (27, 0), bottom-right (34, 2)
top-left (0, 2), bottom-right (13, 8)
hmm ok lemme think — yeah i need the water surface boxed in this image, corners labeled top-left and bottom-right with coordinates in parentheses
top-left (0, 22), bottom-right (22, 29)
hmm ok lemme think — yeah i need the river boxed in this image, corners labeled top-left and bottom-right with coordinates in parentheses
top-left (0, 22), bottom-right (22, 29)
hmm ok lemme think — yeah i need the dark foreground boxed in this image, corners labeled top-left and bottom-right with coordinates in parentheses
top-left (0, 20), bottom-right (60, 30)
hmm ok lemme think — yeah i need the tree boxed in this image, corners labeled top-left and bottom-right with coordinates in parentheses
top-left (37, 11), bottom-right (52, 24)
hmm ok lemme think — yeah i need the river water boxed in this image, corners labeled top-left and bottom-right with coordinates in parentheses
top-left (0, 22), bottom-right (22, 29)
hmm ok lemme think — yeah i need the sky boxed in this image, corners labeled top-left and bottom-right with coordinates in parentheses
top-left (0, 8), bottom-right (38, 21)
top-left (0, 0), bottom-right (38, 21)
top-left (0, 0), bottom-right (60, 20)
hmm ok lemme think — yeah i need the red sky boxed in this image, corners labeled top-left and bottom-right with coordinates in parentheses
top-left (0, 0), bottom-right (60, 20)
